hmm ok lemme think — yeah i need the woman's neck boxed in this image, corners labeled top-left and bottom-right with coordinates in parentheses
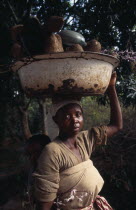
top-left (58, 133), bottom-right (77, 147)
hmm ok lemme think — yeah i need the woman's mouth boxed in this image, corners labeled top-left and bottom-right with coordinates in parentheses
top-left (73, 124), bottom-right (80, 130)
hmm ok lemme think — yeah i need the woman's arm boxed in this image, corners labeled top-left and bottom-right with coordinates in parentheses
top-left (106, 71), bottom-right (123, 138)
top-left (10, 24), bottom-right (24, 41)
top-left (10, 25), bottom-right (24, 58)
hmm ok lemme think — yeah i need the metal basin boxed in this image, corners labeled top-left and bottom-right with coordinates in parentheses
top-left (12, 52), bottom-right (119, 97)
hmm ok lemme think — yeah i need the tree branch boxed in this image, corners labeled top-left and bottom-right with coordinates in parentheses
top-left (5, 0), bottom-right (18, 24)
top-left (38, 98), bottom-right (48, 135)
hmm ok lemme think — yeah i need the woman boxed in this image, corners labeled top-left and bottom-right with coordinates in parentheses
top-left (33, 72), bottom-right (123, 210)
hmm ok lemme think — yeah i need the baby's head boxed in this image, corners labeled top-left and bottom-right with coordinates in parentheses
top-left (25, 134), bottom-right (51, 164)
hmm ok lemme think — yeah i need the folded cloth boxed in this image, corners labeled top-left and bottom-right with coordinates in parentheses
top-left (51, 99), bottom-right (82, 117)
top-left (55, 159), bottom-right (104, 210)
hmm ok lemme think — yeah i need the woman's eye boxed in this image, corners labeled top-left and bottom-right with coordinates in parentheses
top-left (65, 115), bottom-right (70, 119)
top-left (76, 112), bottom-right (81, 117)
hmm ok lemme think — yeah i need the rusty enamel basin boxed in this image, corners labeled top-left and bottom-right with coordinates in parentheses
top-left (12, 52), bottom-right (119, 97)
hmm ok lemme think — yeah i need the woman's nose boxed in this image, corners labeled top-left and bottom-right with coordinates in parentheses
top-left (71, 116), bottom-right (78, 122)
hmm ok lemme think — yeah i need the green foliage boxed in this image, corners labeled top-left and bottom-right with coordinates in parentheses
top-left (92, 106), bottom-right (136, 209)
top-left (1, 0), bottom-right (135, 49)
top-left (81, 97), bottom-right (110, 129)
top-left (28, 99), bottom-right (42, 134)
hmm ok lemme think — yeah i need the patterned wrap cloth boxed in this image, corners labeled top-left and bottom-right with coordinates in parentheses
top-left (81, 195), bottom-right (113, 210)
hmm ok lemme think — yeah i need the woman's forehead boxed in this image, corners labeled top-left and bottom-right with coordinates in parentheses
top-left (57, 103), bottom-right (82, 115)
top-left (64, 103), bottom-right (82, 110)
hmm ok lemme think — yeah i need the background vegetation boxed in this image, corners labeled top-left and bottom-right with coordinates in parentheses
top-left (0, 0), bottom-right (136, 209)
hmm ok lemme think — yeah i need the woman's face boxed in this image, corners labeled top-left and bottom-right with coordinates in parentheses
top-left (54, 104), bottom-right (83, 137)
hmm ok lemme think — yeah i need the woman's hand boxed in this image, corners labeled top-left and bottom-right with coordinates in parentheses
top-left (108, 71), bottom-right (117, 88)
top-left (10, 42), bottom-right (22, 59)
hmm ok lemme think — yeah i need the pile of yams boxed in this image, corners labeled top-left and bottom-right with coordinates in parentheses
top-left (10, 16), bottom-right (101, 59)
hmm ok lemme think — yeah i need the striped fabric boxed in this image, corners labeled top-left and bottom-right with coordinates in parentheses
top-left (95, 195), bottom-right (113, 210)
top-left (81, 195), bottom-right (113, 210)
